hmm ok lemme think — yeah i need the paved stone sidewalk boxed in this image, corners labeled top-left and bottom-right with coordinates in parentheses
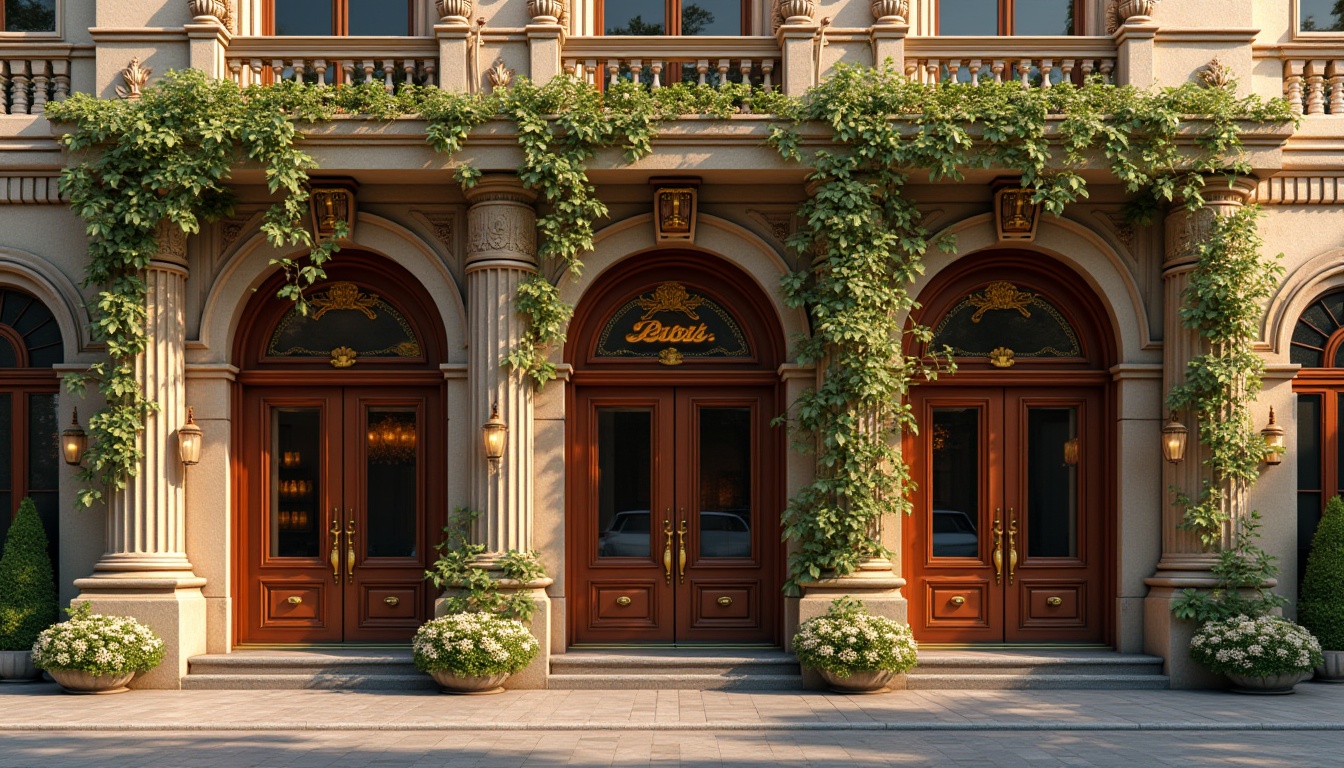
top-left (2, 680), bottom-right (1343, 731)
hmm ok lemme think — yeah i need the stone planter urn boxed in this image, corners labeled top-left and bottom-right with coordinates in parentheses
top-left (436, 0), bottom-right (473, 23)
top-left (429, 669), bottom-right (510, 694)
top-left (0, 650), bottom-right (41, 682)
top-left (777, 0), bottom-right (816, 24)
top-left (188, 0), bottom-right (226, 21)
top-left (1316, 650), bottom-right (1344, 683)
top-left (818, 668), bottom-right (895, 694)
top-left (47, 668), bottom-right (135, 695)
top-left (1117, 0), bottom-right (1159, 22)
top-left (527, 0), bottom-right (565, 23)
top-left (1226, 670), bottom-right (1311, 695)
top-left (870, 0), bottom-right (909, 23)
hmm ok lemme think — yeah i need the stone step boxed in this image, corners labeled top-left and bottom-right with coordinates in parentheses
top-left (904, 673), bottom-right (1171, 690)
top-left (550, 650), bottom-right (801, 677)
top-left (189, 650), bottom-right (419, 677)
top-left (910, 651), bottom-right (1166, 677)
top-left (182, 673), bottom-right (436, 691)
top-left (546, 673), bottom-right (805, 691)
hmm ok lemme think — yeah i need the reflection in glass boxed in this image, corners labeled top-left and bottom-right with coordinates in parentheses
top-left (699, 408), bottom-right (751, 558)
top-left (27, 393), bottom-right (58, 575)
top-left (366, 409), bottom-right (417, 558)
top-left (1026, 408), bottom-right (1078, 558)
top-left (938, 0), bottom-right (998, 35)
top-left (605, 0), bottom-right (665, 34)
top-left (682, 1), bottom-right (741, 35)
top-left (272, 409), bottom-right (321, 558)
top-left (273, 0), bottom-right (333, 35)
top-left (348, 0), bottom-right (410, 36)
top-left (1013, 0), bottom-right (1075, 36)
top-left (1298, 394), bottom-right (1323, 586)
top-left (1301, 0), bottom-right (1344, 32)
top-left (597, 410), bottom-right (652, 558)
top-left (931, 408), bottom-right (980, 557)
top-left (3, 0), bottom-right (56, 32)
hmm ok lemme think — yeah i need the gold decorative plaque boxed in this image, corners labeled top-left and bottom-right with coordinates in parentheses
top-left (651, 178), bottom-right (700, 242)
top-left (330, 346), bottom-right (358, 368)
top-left (311, 282), bottom-right (381, 320)
top-left (658, 348), bottom-right (685, 366)
top-left (968, 282), bottom-right (1035, 323)
top-left (994, 182), bottom-right (1041, 242)
top-left (988, 347), bottom-right (1016, 368)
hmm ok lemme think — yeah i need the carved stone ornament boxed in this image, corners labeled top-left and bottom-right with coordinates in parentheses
top-left (487, 59), bottom-right (514, 90)
top-left (1104, 0), bottom-right (1121, 34)
top-left (988, 347), bottom-right (1016, 368)
top-left (776, 0), bottom-right (816, 26)
top-left (870, 0), bottom-right (909, 23)
top-left (652, 180), bottom-right (700, 242)
top-left (467, 204), bottom-right (537, 258)
top-left (115, 58), bottom-right (152, 100)
top-left (436, 0), bottom-right (473, 23)
top-left (1198, 58), bottom-right (1234, 90)
top-left (188, 0), bottom-right (226, 22)
top-left (419, 213), bottom-right (456, 254)
top-left (155, 219), bottom-right (188, 262)
top-left (308, 179), bottom-right (358, 242)
top-left (968, 282), bottom-right (1035, 323)
top-left (994, 184), bottom-right (1041, 242)
top-left (330, 346), bottom-right (358, 369)
top-left (1117, 0), bottom-right (1159, 22)
top-left (526, 0), bottom-right (568, 24)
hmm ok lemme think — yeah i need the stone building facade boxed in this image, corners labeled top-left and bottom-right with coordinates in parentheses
top-left (0, 0), bottom-right (1339, 689)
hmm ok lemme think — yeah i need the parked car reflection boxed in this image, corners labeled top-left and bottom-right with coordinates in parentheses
top-left (598, 510), bottom-right (651, 557)
top-left (598, 510), bottom-right (751, 558)
top-left (932, 509), bottom-right (978, 557)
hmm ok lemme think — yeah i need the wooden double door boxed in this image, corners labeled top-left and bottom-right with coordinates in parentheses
top-left (572, 386), bottom-right (778, 644)
top-left (907, 386), bottom-right (1107, 644)
top-left (238, 386), bottom-right (440, 644)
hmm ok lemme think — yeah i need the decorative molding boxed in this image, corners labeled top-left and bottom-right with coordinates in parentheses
top-left (1198, 58), bottom-right (1234, 89)
top-left (1257, 175), bottom-right (1344, 205)
top-left (0, 176), bottom-right (66, 204)
top-left (115, 57), bottom-right (151, 100)
top-left (467, 201), bottom-right (537, 258)
top-left (415, 212), bottom-right (458, 256)
top-left (155, 219), bottom-right (187, 261)
top-left (220, 217), bottom-right (248, 251)
top-left (746, 209), bottom-right (794, 249)
top-left (486, 59), bottom-right (514, 90)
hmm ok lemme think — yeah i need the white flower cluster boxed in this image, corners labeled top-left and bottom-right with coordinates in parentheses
top-left (31, 608), bottom-right (165, 676)
top-left (1190, 615), bottom-right (1323, 677)
top-left (793, 603), bottom-right (918, 678)
top-left (413, 612), bottom-right (539, 676)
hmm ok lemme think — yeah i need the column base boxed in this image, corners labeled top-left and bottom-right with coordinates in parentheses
top-left (797, 560), bottom-right (908, 690)
top-left (73, 573), bottom-right (208, 690)
top-left (1142, 584), bottom-right (1227, 690)
top-left (435, 576), bottom-right (553, 690)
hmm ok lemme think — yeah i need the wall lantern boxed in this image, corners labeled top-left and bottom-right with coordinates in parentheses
top-left (651, 177), bottom-right (700, 242)
top-left (61, 408), bottom-right (87, 466)
top-left (481, 402), bottom-right (508, 471)
top-left (308, 177), bottom-right (359, 242)
top-left (178, 407), bottom-right (203, 466)
top-left (1161, 412), bottom-right (1188, 464)
top-left (993, 178), bottom-right (1041, 242)
top-left (1261, 407), bottom-right (1286, 466)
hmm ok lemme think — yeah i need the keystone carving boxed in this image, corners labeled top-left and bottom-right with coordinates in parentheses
top-left (116, 58), bottom-right (152, 100)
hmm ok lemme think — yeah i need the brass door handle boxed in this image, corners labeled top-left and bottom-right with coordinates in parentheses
top-left (616, 596), bottom-right (632, 607)
top-left (662, 517), bottom-right (674, 586)
top-left (287, 596), bottom-right (303, 605)
top-left (329, 514), bottom-right (341, 582)
top-left (677, 518), bottom-right (688, 584)
top-left (1008, 514), bottom-right (1019, 586)
top-left (991, 512), bottom-right (1004, 585)
top-left (346, 517), bottom-right (356, 584)
top-left (717, 596), bottom-right (733, 607)
top-left (384, 596), bottom-right (400, 607)
top-left (950, 595), bottom-right (966, 606)
top-left (1046, 596), bottom-right (1063, 607)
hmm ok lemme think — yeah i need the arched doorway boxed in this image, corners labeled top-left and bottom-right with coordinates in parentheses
top-left (233, 253), bottom-right (447, 644)
top-left (566, 252), bottom-right (785, 645)
top-left (905, 252), bottom-right (1115, 645)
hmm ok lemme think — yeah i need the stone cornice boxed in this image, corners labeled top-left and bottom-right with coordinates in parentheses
top-left (1257, 174), bottom-right (1344, 204)
top-left (0, 174), bottom-right (65, 204)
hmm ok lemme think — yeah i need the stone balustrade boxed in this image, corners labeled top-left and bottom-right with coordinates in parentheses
top-left (904, 37), bottom-right (1117, 89)
top-left (1282, 58), bottom-right (1344, 116)
top-left (561, 36), bottom-right (780, 90)
top-left (1, 50), bottom-right (71, 115)
top-left (224, 37), bottom-right (439, 89)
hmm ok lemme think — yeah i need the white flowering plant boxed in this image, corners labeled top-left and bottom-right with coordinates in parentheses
top-left (1189, 615), bottom-right (1323, 678)
top-left (412, 612), bottom-right (539, 677)
top-left (31, 603), bottom-right (165, 676)
top-left (792, 597), bottom-right (918, 677)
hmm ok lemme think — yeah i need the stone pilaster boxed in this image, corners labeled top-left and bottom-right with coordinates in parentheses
top-left (1143, 178), bottom-right (1257, 688)
top-left (75, 220), bottom-right (206, 690)
top-left (777, 21), bottom-right (821, 97)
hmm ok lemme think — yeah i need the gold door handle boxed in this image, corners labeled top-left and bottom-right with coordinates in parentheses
top-left (384, 596), bottom-right (400, 607)
top-left (677, 518), bottom-right (688, 584)
top-left (329, 514), bottom-right (341, 582)
top-left (950, 596), bottom-right (966, 606)
top-left (616, 596), bottom-right (632, 607)
top-left (991, 513), bottom-right (1004, 585)
top-left (346, 517), bottom-right (356, 584)
top-left (1047, 596), bottom-right (1063, 607)
top-left (717, 596), bottom-right (733, 607)
top-left (287, 596), bottom-right (303, 605)
top-left (1008, 514), bottom-right (1019, 586)
top-left (662, 517), bottom-right (674, 586)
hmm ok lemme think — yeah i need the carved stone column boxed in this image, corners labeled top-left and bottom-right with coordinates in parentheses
top-left (1143, 177), bottom-right (1257, 688)
top-left (75, 221), bottom-right (207, 689)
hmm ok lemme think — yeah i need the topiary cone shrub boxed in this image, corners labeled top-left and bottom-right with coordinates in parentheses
top-left (1300, 495), bottom-right (1344, 656)
top-left (0, 498), bottom-right (58, 652)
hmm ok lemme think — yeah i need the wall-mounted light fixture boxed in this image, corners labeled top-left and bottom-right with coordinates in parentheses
top-left (178, 407), bottom-right (203, 466)
top-left (61, 408), bottom-right (87, 466)
top-left (481, 402), bottom-right (508, 471)
top-left (1062, 437), bottom-right (1080, 466)
top-left (1261, 407), bottom-right (1286, 466)
top-left (1162, 412), bottom-right (1188, 464)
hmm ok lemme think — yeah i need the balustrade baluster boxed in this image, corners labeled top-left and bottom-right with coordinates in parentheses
top-left (0, 62), bottom-right (9, 115)
top-left (229, 58), bottom-right (243, 85)
top-left (340, 61), bottom-right (354, 84)
top-left (270, 59), bottom-right (285, 83)
top-left (10, 60), bottom-right (30, 114)
top-left (926, 60), bottom-right (939, 84)
top-left (762, 59), bottom-right (775, 91)
top-left (31, 60), bottom-right (49, 112)
top-left (948, 59), bottom-right (963, 83)
top-left (1080, 59), bottom-right (1094, 81)
top-left (696, 60), bottom-right (709, 86)
top-left (717, 59), bottom-right (730, 88)
top-left (739, 59), bottom-right (752, 87)
top-left (313, 59), bottom-right (329, 85)
top-left (1329, 61), bottom-right (1344, 115)
top-left (382, 61), bottom-right (396, 92)
top-left (403, 60), bottom-right (417, 86)
top-left (904, 60), bottom-right (918, 81)
top-left (52, 59), bottom-right (69, 101)
top-left (1060, 59), bottom-right (1075, 85)
top-left (630, 59), bottom-right (643, 85)
top-left (607, 59), bottom-right (619, 87)
top-left (1307, 60), bottom-right (1327, 115)
top-left (1017, 58), bottom-right (1032, 88)
top-left (991, 59), bottom-right (1006, 84)
top-left (968, 59), bottom-right (982, 86)
top-left (362, 60), bottom-right (376, 85)
top-left (1039, 59), bottom-right (1053, 89)
top-left (423, 60), bottom-right (436, 85)
top-left (292, 60), bottom-right (307, 84)
top-left (651, 61), bottom-right (664, 89)
top-left (1099, 59), bottom-right (1115, 83)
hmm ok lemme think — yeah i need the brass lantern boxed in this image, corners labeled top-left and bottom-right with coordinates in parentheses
top-left (1161, 412), bottom-right (1188, 464)
top-left (481, 402), bottom-right (508, 470)
top-left (1261, 407), bottom-right (1286, 466)
top-left (178, 407), bottom-right (203, 466)
top-left (61, 408), bottom-right (87, 466)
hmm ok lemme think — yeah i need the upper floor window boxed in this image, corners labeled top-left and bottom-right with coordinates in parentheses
top-left (600, 0), bottom-right (750, 36)
top-left (0, 0), bottom-right (56, 33)
top-left (266, 0), bottom-right (412, 36)
top-left (938, 0), bottom-right (1080, 36)
top-left (1300, 0), bottom-right (1344, 32)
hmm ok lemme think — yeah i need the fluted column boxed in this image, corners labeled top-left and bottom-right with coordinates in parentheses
top-left (75, 221), bottom-right (206, 689)
top-left (465, 175), bottom-right (538, 557)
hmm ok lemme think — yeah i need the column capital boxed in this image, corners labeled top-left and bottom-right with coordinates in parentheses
top-left (464, 174), bottom-right (538, 205)
top-left (465, 175), bottom-right (538, 271)
top-left (1162, 175), bottom-right (1258, 271)
top-left (154, 219), bottom-right (189, 270)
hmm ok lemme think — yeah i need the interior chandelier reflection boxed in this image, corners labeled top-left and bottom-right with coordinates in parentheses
top-left (367, 414), bottom-right (416, 464)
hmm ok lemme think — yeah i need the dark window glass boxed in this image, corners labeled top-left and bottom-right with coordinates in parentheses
top-left (274, 0), bottom-right (334, 36)
top-left (698, 407), bottom-right (751, 559)
top-left (597, 410), bottom-right (653, 559)
top-left (3, 0), bottom-right (55, 32)
top-left (1026, 407), bottom-right (1078, 558)
top-left (682, 1), bottom-right (740, 35)
top-left (348, 0), bottom-right (409, 36)
top-left (1014, 0), bottom-right (1075, 35)
top-left (272, 408), bottom-right (321, 559)
top-left (268, 282), bottom-right (421, 361)
top-left (605, 0), bottom-right (665, 35)
top-left (939, 0), bottom-right (999, 35)
top-left (27, 392), bottom-right (59, 581)
top-left (0, 393), bottom-right (9, 546)
top-left (930, 283), bottom-right (1081, 361)
top-left (1302, 0), bottom-right (1344, 31)
top-left (931, 407), bottom-right (980, 558)
top-left (1298, 394), bottom-right (1323, 587)
top-left (365, 409), bottom-right (417, 558)
top-left (0, 337), bottom-right (15, 369)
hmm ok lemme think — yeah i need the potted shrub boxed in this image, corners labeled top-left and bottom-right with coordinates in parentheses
top-left (31, 603), bottom-right (166, 694)
top-left (793, 597), bottom-right (919, 693)
top-left (0, 498), bottom-right (58, 682)
top-left (1190, 615), bottom-right (1323, 694)
top-left (1299, 495), bottom-right (1344, 682)
top-left (413, 612), bottom-right (539, 694)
